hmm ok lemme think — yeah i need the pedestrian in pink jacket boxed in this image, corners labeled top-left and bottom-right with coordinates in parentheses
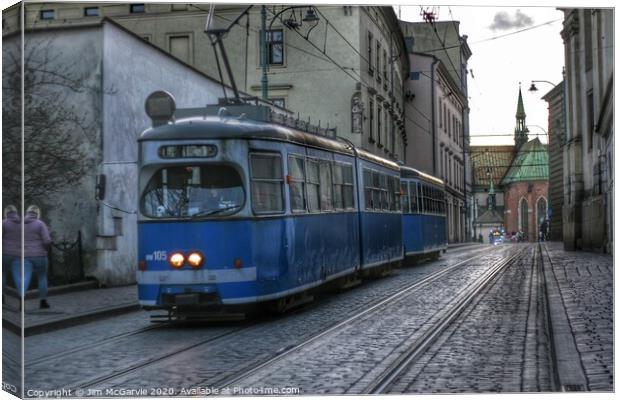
top-left (10, 205), bottom-right (52, 309)
top-left (2, 204), bottom-right (20, 306)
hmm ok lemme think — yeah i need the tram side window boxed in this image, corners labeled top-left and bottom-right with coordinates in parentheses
top-left (409, 182), bottom-right (418, 213)
top-left (393, 176), bottom-right (401, 211)
top-left (387, 175), bottom-right (395, 211)
top-left (332, 163), bottom-right (344, 209)
top-left (372, 171), bottom-right (382, 210)
top-left (250, 153), bottom-right (284, 213)
top-left (288, 155), bottom-right (306, 212)
top-left (363, 169), bottom-right (373, 210)
top-left (421, 184), bottom-right (428, 213)
top-left (342, 164), bottom-right (354, 209)
top-left (401, 181), bottom-right (410, 213)
top-left (379, 173), bottom-right (389, 210)
top-left (425, 186), bottom-right (431, 213)
top-left (306, 159), bottom-right (320, 212)
top-left (319, 161), bottom-right (334, 211)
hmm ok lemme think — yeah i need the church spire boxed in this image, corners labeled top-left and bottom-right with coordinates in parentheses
top-left (514, 84), bottom-right (529, 150)
top-left (487, 179), bottom-right (496, 210)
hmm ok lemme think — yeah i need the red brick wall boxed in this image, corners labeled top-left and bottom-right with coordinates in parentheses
top-left (503, 181), bottom-right (549, 241)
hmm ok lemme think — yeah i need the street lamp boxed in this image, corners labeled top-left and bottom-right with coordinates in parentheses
top-left (261, 6), bottom-right (321, 99)
top-left (526, 124), bottom-right (548, 139)
top-left (528, 80), bottom-right (557, 92)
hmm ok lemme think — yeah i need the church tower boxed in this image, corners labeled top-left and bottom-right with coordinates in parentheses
top-left (514, 85), bottom-right (529, 150)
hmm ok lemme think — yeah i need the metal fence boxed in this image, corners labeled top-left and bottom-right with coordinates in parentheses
top-left (48, 231), bottom-right (85, 286)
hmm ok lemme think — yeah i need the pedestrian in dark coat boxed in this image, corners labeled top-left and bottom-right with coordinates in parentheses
top-left (539, 219), bottom-right (548, 242)
top-left (12, 205), bottom-right (52, 309)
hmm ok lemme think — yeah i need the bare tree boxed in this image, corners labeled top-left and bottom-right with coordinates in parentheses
top-left (2, 36), bottom-right (98, 208)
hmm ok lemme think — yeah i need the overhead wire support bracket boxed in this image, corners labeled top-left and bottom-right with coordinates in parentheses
top-left (205, 5), bottom-right (253, 104)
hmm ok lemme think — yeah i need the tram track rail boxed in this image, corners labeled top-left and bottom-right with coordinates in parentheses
top-left (211, 246), bottom-right (508, 390)
top-left (46, 245), bottom-right (501, 392)
top-left (363, 246), bottom-right (529, 394)
top-left (58, 326), bottom-right (249, 392)
top-left (27, 323), bottom-right (168, 367)
top-left (538, 243), bottom-right (588, 392)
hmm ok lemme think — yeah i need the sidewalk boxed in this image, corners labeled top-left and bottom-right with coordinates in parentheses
top-left (2, 284), bottom-right (139, 336)
top-left (541, 241), bottom-right (613, 392)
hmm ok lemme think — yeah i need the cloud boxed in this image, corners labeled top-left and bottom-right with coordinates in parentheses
top-left (489, 10), bottom-right (534, 31)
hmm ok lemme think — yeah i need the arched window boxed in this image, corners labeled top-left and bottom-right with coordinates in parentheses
top-left (536, 197), bottom-right (548, 227)
top-left (519, 198), bottom-right (528, 238)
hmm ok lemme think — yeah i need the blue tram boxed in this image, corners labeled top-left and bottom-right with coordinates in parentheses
top-left (136, 92), bottom-right (402, 316)
top-left (400, 166), bottom-right (447, 261)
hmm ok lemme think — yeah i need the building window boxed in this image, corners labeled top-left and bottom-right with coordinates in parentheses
top-left (587, 91), bottom-right (594, 150)
top-left (266, 29), bottom-right (284, 65)
top-left (439, 100), bottom-right (443, 129)
top-left (250, 153), bottom-right (284, 213)
top-left (169, 35), bottom-right (191, 64)
top-left (376, 43), bottom-right (381, 81)
top-left (384, 110), bottom-right (389, 151)
top-left (84, 7), bottom-right (99, 17)
top-left (519, 198), bottom-right (529, 235)
top-left (130, 4), bottom-right (145, 13)
top-left (383, 49), bottom-right (388, 82)
top-left (377, 105), bottom-right (383, 147)
top-left (40, 9), bottom-right (55, 20)
top-left (584, 11), bottom-right (593, 71)
top-left (369, 99), bottom-right (375, 142)
top-left (367, 32), bottom-right (373, 74)
top-left (443, 103), bottom-right (447, 131)
top-left (536, 197), bottom-right (547, 226)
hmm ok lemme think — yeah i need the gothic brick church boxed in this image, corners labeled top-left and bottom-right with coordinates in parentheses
top-left (471, 86), bottom-right (549, 242)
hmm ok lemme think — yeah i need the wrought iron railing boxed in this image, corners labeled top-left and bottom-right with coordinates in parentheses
top-left (48, 231), bottom-right (84, 286)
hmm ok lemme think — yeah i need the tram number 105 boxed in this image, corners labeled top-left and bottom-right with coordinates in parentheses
top-left (146, 250), bottom-right (168, 261)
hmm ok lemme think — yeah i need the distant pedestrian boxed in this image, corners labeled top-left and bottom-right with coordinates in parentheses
top-left (539, 219), bottom-right (548, 242)
top-left (12, 205), bottom-right (52, 309)
top-left (2, 205), bottom-right (20, 306)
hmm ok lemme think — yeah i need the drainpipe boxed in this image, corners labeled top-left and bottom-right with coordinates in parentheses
top-left (260, 5), bottom-right (268, 100)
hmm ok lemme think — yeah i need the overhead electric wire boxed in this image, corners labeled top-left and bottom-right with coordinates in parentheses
top-left (188, 4), bottom-right (333, 66)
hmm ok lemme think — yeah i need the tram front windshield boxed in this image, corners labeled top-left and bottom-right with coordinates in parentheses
top-left (141, 165), bottom-right (244, 218)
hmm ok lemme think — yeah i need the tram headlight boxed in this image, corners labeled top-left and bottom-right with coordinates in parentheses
top-left (187, 252), bottom-right (204, 269)
top-left (169, 252), bottom-right (185, 269)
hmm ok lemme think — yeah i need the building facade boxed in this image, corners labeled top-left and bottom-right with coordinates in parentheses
top-left (400, 20), bottom-right (471, 243)
top-left (541, 80), bottom-right (566, 241)
top-left (560, 8), bottom-right (614, 253)
top-left (2, 18), bottom-right (282, 285)
top-left (4, 3), bottom-right (409, 162)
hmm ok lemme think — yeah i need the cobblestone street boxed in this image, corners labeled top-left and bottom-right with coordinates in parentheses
top-left (5, 243), bottom-right (611, 397)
